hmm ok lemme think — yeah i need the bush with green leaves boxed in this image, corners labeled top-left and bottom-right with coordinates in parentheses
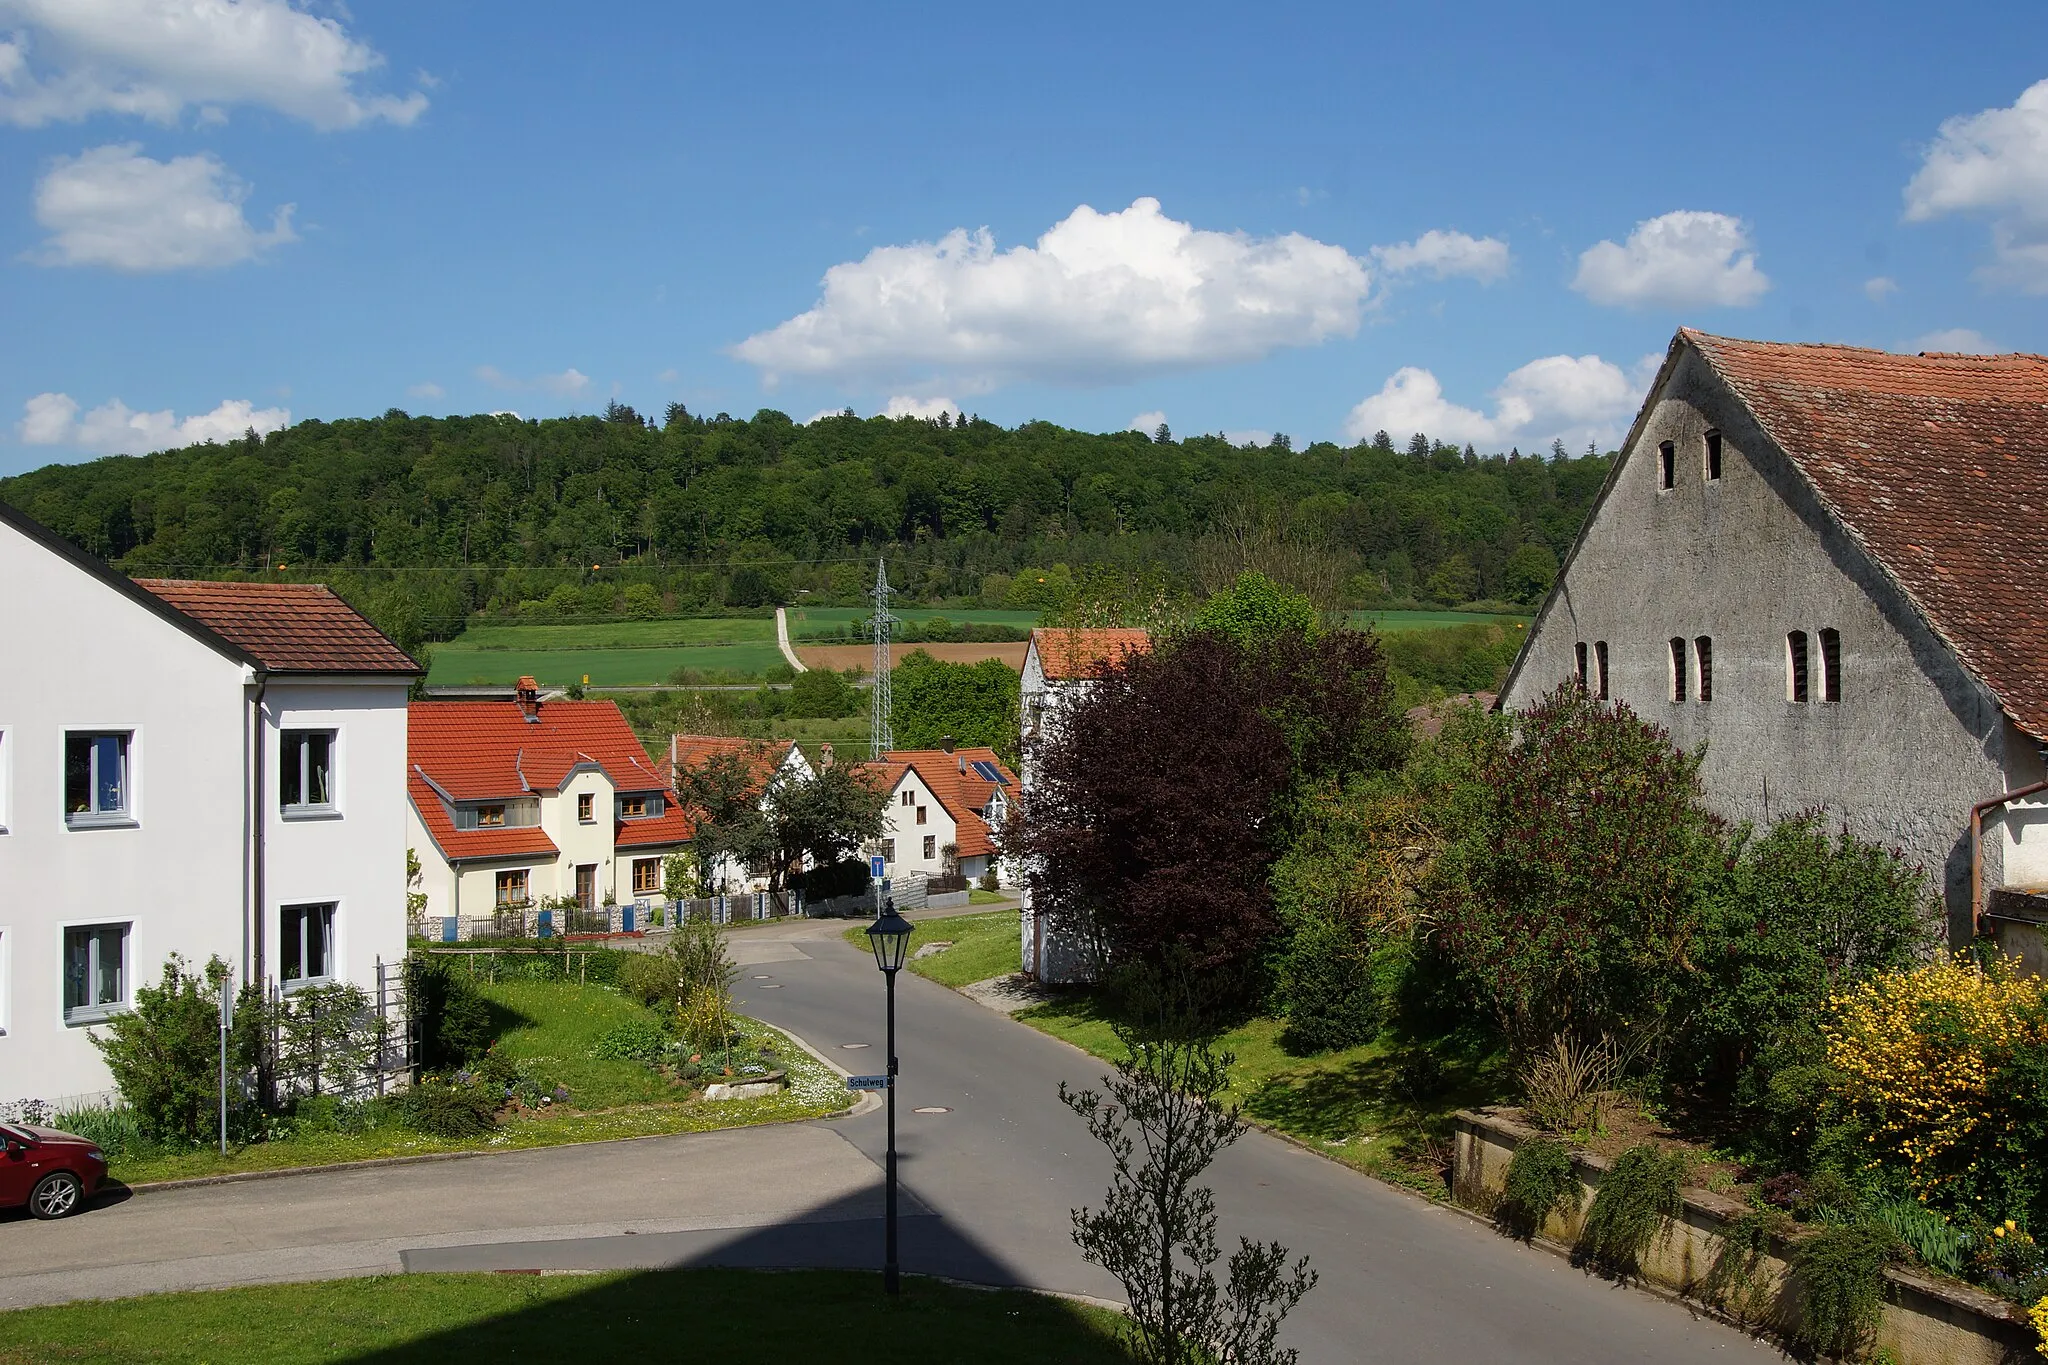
top-left (1276, 915), bottom-right (1384, 1054)
top-left (617, 952), bottom-right (681, 1009)
top-left (51, 1103), bottom-right (146, 1162)
top-left (1576, 1144), bottom-right (1687, 1277)
top-left (1495, 1134), bottom-right (1581, 1241)
top-left (1786, 1222), bottom-right (1899, 1360)
top-left (591, 1018), bottom-right (670, 1063)
top-left (407, 955), bottom-right (495, 1068)
top-left (398, 1077), bottom-right (499, 1137)
top-left (89, 954), bottom-right (229, 1146)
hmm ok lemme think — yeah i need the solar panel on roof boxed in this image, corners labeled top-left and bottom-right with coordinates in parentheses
top-left (969, 760), bottom-right (1007, 784)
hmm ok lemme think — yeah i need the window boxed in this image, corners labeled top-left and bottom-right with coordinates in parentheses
top-left (280, 903), bottom-right (335, 985)
top-left (901, 790), bottom-right (914, 807)
top-left (1658, 441), bottom-right (1675, 490)
top-left (1669, 638), bottom-right (1688, 702)
top-left (922, 835), bottom-right (936, 860)
top-left (617, 794), bottom-right (662, 820)
top-left (1705, 430), bottom-right (1723, 481)
top-left (1787, 631), bottom-right (1810, 703)
top-left (881, 839), bottom-right (896, 864)
top-left (1819, 628), bottom-right (1841, 703)
top-left (1574, 641), bottom-right (1588, 687)
top-left (1694, 637), bottom-right (1713, 703)
top-left (477, 804), bottom-right (506, 827)
top-left (577, 793), bottom-right (594, 823)
top-left (280, 729), bottom-right (335, 814)
top-left (495, 869), bottom-right (530, 906)
top-left (575, 864), bottom-right (596, 909)
top-left (64, 731), bottom-right (130, 826)
top-left (1594, 642), bottom-right (1610, 701)
top-left (916, 806), bottom-right (928, 826)
top-left (62, 923), bottom-right (128, 1021)
top-left (455, 800), bottom-right (536, 830)
top-left (632, 858), bottom-right (661, 895)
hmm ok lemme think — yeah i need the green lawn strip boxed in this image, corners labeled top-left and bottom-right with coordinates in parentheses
top-left (427, 641), bottom-right (788, 686)
top-left (0, 1269), bottom-right (1128, 1365)
top-left (966, 888), bottom-right (1015, 905)
top-left (838, 909), bottom-right (1021, 987)
top-left (108, 983), bottom-right (846, 1186)
top-left (1014, 993), bottom-right (1506, 1191)
top-left (448, 617), bottom-right (777, 650)
top-left (1346, 610), bottom-right (1531, 633)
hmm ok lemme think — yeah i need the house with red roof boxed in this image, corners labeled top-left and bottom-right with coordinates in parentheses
top-left (408, 680), bottom-right (692, 933)
top-left (0, 500), bottom-right (420, 1102)
top-left (857, 742), bottom-right (1018, 888)
top-left (666, 734), bottom-right (814, 893)
top-left (1501, 329), bottom-right (2048, 962)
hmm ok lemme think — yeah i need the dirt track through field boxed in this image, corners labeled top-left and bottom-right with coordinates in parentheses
top-left (797, 643), bottom-right (1028, 677)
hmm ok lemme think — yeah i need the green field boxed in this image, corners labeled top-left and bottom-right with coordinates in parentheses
top-left (428, 642), bottom-right (787, 686)
top-left (451, 617), bottom-right (776, 649)
top-left (787, 606), bottom-right (1040, 639)
top-left (1350, 610), bottom-right (1530, 633)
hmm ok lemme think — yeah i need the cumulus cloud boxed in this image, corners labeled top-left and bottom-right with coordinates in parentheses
top-left (881, 395), bottom-right (959, 420)
top-left (1863, 275), bottom-right (1899, 302)
top-left (1344, 354), bottom-right (1638, 452)
top-left (1914, 327), bottom-right (1998, 354)
top-left (1904, 78), bottom-right (2048, 291)
top-left (1572, 210), bottom-right (1770, 308)
top-left (476, 365), bottom-right (590, 396)
top-left (30, 143), bottom-right (294, 271)
top-left (732, 197), bottom-right (1372, 390)
top-left (0, 0), bottom-right (427, 129)
top-left (19, 390), bottom-right (289, 454)
top-left (1128, 410), bottom-right (1168, 433)
top-left (1372, 229), bottom-right (1511, 283)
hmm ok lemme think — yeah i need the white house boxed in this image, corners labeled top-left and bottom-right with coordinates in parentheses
top-left (668, 735), bottom-right (815, 893)
top-left (1018, 627), bottom-right (1150, 981)
top-left (0, 501), bottom-right (420, 1104)
top-left (861, 744), bottom-right (1018, 886)
top-left (409, 682), bottom-right (693, 932)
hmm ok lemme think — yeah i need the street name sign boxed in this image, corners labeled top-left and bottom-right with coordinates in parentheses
top-left (846, 1074), bottom-right (893, 1091)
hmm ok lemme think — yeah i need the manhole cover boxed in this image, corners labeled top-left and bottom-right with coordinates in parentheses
top-left (840, 1042), bottom-right (870, 1049)
top-left (753, 975), bottom-right (772, 980)
top-left (758, 983), bottom-right (783, 989)
top-left (914, 1106), bottom-right (950, 1115)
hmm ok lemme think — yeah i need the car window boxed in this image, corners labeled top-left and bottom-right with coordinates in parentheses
top-left (0, 1123), bottom-right (33, 1144)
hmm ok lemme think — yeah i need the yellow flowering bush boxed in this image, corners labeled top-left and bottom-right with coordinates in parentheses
top-left (2031, 1292), bottom-right (2047, 1358)
top-left (1823, 956), bottom-right (2047, 1203)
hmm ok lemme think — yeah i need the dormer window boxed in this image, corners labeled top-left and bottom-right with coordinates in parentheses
top-left (617, 793), bottom-right (664, 820)
top-left (454, 799), bottom-right (538, 830)
top-left (478, 804), bottom-right (506, 827)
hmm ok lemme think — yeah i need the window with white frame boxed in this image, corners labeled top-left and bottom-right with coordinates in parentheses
top-left (281, 729), bottom-right (336, 814)
top-left (495, 869), bottom-right (530, 906)
top-left (65, 731), bottom-right (132, 827)
top-left (63, 923), bottom-right (129, 1021)
top-left (922, 835), bottom-right (936, 860)
top-left (281, 903), bottom-right (336, 985)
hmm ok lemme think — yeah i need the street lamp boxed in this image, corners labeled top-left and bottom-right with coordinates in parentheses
top-left (865, 898), bottom-right (913, 1295)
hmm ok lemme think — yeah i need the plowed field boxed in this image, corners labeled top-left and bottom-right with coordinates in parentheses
top-left (797, 642), bottom-right (1028, 677)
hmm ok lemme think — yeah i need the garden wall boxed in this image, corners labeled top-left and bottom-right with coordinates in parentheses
top-left (1451, 1109), bottom-right (2036, 1365)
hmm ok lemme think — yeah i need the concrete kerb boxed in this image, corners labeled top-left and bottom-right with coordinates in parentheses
top-left (126, 1019), bottom-right (874, 1197)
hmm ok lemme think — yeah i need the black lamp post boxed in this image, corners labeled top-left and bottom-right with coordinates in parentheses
top-left (864, 898), bottom-right (913, 1295)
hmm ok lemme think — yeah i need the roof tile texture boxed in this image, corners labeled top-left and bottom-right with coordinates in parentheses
top-left (864, 747), bottom-right (1017, 858)
top-left (1686, 330), bottom-right (2048, 736)
top-left (136, 579), bottom-right (419, 674)
top-left (1029, 627), bottom-right (1151, 681)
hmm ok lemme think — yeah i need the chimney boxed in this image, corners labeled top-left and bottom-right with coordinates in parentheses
top-left (819, 742), bottom-right (835, 769)
top-left (941, 734), bottom-right (955, 754)
top-left (515, 675), bottom-right (542, 723)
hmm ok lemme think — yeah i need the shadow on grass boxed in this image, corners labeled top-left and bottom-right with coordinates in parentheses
top-left (1241, 1033), bottom-right (1505, 1151)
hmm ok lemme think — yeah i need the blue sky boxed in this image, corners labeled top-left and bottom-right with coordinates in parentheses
top-left (2, 0), bottom-right (2044, 475)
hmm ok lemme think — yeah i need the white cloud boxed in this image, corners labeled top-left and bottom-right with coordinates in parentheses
top-left (406, 381), bottom-right (444, 400)
top-left (1863, 275), bottom-right (1899, 302)
top-left (881, 394), bottom-right (959, 420)
top-left (1571, 210), bottom-right (1770, 308)
top-left (1128, 410), bottom-right (1168, 433)
top-left (476, 365), bottom-right (590, 396)
top-left (1913, 327), bottom-right (1998, 354)
top-left (1904, 78), bottom-right (2048, 291)
top-left (30, 143), bottom-right (294, 271)
top-left (1372, 229), bottom-right (1510, 283)
top-left (1222, 429), bottom-right (1274, 448)
top-left (0, 0), bottom-right (427, 129)
top-left (732, 197), bottom-right (1372, 390)
top-left (1344, 354), bottom-right (1638, 452)
top-left (19, 390), bottom-right (288, 454)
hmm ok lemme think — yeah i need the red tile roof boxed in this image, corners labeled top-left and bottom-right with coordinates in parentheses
top-left (864, 747), bottom-right (1018, 858)
top-left (409, 698), bottom-right (682, 861)
top-left (669, 735), bottom-right (802, 791)
top-left (1029, 627), bottom-right (1151, 681)
top-left (1684, 330), bottom-right (2048, 737)
top-left (135, 579), bottom-right (419, 674)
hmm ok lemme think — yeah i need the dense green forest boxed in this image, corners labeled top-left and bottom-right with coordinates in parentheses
top-left (0, 402), bottom-right (1609, 650)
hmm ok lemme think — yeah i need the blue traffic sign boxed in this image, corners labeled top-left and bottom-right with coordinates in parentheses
top-left (870, 855), bottom-right (887, 878)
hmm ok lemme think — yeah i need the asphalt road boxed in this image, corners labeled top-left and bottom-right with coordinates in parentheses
top-left (0, 916), bottom-right (1765, 1362)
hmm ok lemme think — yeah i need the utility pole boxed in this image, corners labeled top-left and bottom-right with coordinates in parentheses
top-left (869, 558), bottom-right (898, 758)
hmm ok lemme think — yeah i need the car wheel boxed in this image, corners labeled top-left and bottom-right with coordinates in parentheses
top-left (28, 1171), bottom-right (83, 1220)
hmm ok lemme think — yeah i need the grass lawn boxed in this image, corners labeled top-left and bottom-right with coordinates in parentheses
top-left (0, 1268), bottom-right (1129, 1365)
top-left (427, 641), bottom-right (788, 686)
top-left (840, 909), bottom-right (1020, 988)
top-left (448, 618), bottom-right (777, 650)
top-left (106, 981), bottom-right (848, 1186)
top-left (1016, 994), bottom-right (1506, 1193)
top-left (967, 888), bottom-right (1015, 905)
top-left (1347, 609), bottom-right (1530, 633)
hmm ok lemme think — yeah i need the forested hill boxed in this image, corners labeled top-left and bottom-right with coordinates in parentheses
top-left (0, 403), bottom-right (1610, 642)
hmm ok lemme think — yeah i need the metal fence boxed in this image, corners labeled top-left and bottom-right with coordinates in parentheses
top-left (257, 955), bottom-right (412, 1102)
top-left (418, 892), bottom-right (803, 942)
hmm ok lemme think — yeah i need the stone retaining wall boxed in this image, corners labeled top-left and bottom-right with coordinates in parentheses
top-left (1452, 1108), bottom-right (2036, 1365)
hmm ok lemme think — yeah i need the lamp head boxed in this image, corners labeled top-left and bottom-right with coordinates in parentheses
top-left (866, 903), bottom-right (913, 974)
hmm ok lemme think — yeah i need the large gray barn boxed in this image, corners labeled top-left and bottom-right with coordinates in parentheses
top-left (1500, 329), bottom-right (2048, 955)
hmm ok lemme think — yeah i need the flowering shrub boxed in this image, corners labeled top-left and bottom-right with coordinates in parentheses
top-left (1823, 957), bottom-right (2048, 1215)
top-left (2030, 1292), bottom-right (2047, 1358)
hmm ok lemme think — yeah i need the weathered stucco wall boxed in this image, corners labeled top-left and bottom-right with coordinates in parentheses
top-left (1503, 346), bottom-right (2019, 940)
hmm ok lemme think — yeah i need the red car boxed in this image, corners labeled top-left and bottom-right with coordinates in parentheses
top-left (0, 1122), bottom-right (106, 1219)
